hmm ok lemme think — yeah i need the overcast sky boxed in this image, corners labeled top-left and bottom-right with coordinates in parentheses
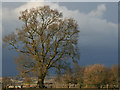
top-left (1, 2), bottom-right (118, 76)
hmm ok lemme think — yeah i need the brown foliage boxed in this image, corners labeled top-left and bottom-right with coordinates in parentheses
top-left (83, 64), bottom-right (106, 87)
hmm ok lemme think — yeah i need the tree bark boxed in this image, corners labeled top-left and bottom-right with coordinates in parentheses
top-left (37, 77), bottom-right (45, 88)
top-left (37, 67), bottom-right (46, 88)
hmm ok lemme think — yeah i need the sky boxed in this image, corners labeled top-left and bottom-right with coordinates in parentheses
top-left (1, 2), bottom-right (118, 76)
top-left (1, 0), bottom-right (120, 2)
top-left (0, 2), bottom-right (2, 77)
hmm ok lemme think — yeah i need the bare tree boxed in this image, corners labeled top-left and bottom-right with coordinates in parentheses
top-left (63, 68), bottom-right (73, 88)
top-left (2, 77), bottom-right (13, 89)
top-left (74, 66), bottom-right (85, 88)
top-left (3, 6), bottom-right (79, 88)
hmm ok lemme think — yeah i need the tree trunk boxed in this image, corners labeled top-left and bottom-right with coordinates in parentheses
top-left (37, 77), bottom-right (45, 88)
top-left (37, 68), bottom-right (46, 88)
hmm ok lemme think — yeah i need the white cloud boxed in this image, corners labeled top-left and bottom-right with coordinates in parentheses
top-left (2, 2), bottom-right (118, 48)
top-left (2, 7), bottom-right (17, 21)
top-left (88, 4), bottom-right (106, 18)
top-left (14, 2), bottom-right (44, 17)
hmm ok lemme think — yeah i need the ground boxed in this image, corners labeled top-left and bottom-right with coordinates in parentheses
top-left (4, 88), bottom-right (119, 90)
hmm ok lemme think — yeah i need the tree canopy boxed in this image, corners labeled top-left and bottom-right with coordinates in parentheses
top-left (3, 6), bottom-right (80, 88)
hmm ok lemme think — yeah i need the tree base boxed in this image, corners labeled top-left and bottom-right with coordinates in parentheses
top-left (36, 85), bottom-right (47, 88)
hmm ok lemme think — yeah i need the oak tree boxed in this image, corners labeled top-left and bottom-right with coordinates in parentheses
top-left (3, 6), bottom-right (79, 88)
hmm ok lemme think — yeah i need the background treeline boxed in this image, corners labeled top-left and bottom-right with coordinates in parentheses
top-left (55, 64), bottom-right (118, 88)
top-left (2, 64), bottom-right (118, 89)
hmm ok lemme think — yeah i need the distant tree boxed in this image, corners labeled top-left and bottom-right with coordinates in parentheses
top-left (3, 6), bottom-right (79, 88)
top-left (83, 64), bottom-right (106, 88)
top-left (109, 65), bottom-right (118, 86)
top-left (63, 68), bottom-right (73, 88)
top-left (24, 76), bottom-right (33, 87)
top-left (102, 67), bottom-right (111, 85)
top-left (73, 66), bottom-right (85, 88)
top-left (2, 77), bottom-right (13, 89)
top-left (54, 63), bottom-right (71, 83)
